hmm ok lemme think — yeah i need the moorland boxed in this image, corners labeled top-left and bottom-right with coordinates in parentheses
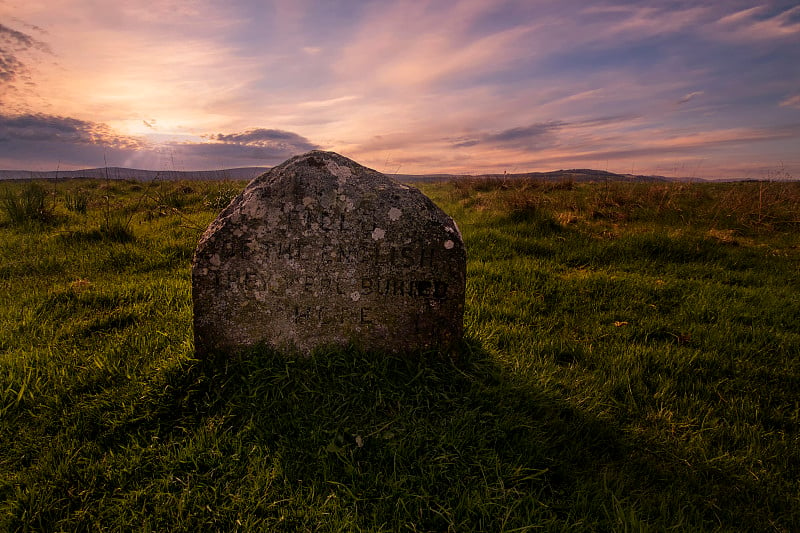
top-left (1, 176), bottom-right (798, 531)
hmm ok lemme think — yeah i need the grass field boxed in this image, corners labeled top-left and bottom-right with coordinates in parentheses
top-left (1, 176), bottom-right (798, 531)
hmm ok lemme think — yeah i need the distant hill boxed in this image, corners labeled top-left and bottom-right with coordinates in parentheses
top-left (396, 168), bottom-right (677, 183)
top-left (0, 167), bottom-right (271, 181)
top-left (0, 166), bottom-right (683, 183)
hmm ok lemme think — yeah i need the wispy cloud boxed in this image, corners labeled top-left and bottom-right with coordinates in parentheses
top-left (780, 94), bottom-right (800, 109)
top-left (335, 0), bottom-right (540, 91)
top-left (581, 4), bottom-right (709, 40)
top-left (454, 121), bottom-right (566, 150)
top-left (295, 95), bottom-right (360, 110)
top-left (678, 91), bottom-right (704, 105)
top-left (714, 5), bottom-right (800, 41)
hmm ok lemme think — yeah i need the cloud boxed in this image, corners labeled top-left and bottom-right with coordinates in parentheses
top-left (581, 4), bottom-right (709, 40)
top-left (0, 23), bottom-right (50, 52)
top-left (211, 128), bottom-right (317, 149)
top-left (0, 23), bottom-right (51, 85)
top-left (574, 114), bottom-right (643, 128)
top-left (488, 122), bottom-right (564, 143)
top-left (521, 124), bottom-right (800, 167)
top-left (297, 95), bottom-right (360, 109)
top-left (780, 94), bottom-right (800, 109)
top-left (335, 0), bottom-right (541, 91)
top-left (159, 128), bottom-right (321, 167)
top-left (168, 142), bottom-right (305, 165)
top-left (0, 113), bottom-right (143, 149)
top-left (678, 91), bottom-right (704, 104)
top-left (0, 47), bottom-right (24, 83)
top-left (3, 3), bottom-right (266, 132)
top-left (197, 128), bottom-right (319, 164)
top-left (0, 114), bottom-right (149, 170)
top-left (0, 112), bottom-right (149, 169)
top-left (472, 121), bottom-right (565, 150)
top-left (583, 3), bottom-right (799, 45)
top-left (0, 115), bottom-right (321, 169)
top-left (714, 5), bottom-right (800, 41)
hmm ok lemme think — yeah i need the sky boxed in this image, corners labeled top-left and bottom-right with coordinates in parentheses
top-left (1, 0), bottom-right (799, 178)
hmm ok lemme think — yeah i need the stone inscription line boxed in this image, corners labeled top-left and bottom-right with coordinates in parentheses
top-left (292, 306), bottom-right (374, 326)
top-left (291, 306), bottom-right (426, 327)
top-left (218, 239), bottom-right (444, 270)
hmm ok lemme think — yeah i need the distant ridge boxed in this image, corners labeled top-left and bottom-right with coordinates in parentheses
top-left (395, 168), bottom-right (678, 183)
top-left (0, 166), bottom-right (692, 183)
top-left (0, 167), bottom-right (272, 181)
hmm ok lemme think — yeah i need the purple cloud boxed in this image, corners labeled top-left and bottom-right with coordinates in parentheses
top-left (0, 50), bottom-right (24, 83)
top-left (173, 128), bottom-right (320, 165)
top-left (211, 128), bottom-right (318, 149)
top-left (0, 113), bottom-right (141, 148)
top-left (0, 114), bottom-right (320, 170)
top-left (455, 121), bottom-right (566, 150)
top-left (173, 140), bottom-right (314, 164)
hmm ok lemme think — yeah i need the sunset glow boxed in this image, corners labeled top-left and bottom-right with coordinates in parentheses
top-left (1, 0), bottom-right (799, 178)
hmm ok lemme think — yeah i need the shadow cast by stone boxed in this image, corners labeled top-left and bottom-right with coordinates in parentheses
top-left (80, 338), bottom-right (755, 529)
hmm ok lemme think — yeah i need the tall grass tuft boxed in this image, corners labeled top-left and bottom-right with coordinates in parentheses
top-left (63, 189), bottom-right (89, 214)
top-left (203, 182), bottom-right (241, 210)
top-left (1, 183), bottom-right (55, 226)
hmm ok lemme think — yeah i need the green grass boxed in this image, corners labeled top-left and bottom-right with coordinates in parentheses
top-left (1, 177), bottom-right (799, 531)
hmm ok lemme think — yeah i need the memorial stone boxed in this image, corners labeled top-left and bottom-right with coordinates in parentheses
top-left (192, 150), bottom-right (466, 356)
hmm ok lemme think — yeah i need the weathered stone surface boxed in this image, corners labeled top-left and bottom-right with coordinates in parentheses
top-left (192, 150), bottom-right (466, 356)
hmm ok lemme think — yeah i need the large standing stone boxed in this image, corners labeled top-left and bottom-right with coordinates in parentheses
top-left (192, 151), bottom-right (466, 356)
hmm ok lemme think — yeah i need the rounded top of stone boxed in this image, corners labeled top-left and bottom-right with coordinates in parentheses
top-left (276, 150), bottom-right (363, 168)
top-left (253, 150), bottom-right (400, 192)
top-left (203, 149), bottom-right (463, 253)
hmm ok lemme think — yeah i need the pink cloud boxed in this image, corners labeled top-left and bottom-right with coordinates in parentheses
top-left (335, 0), bottom-right (541, 90)
top-left (714, 5), bottom-right (800, 41)
top-left (678, 91), bottom-right (705, 104)
top-left (585, 5), bottom-right (709, 38)
top-left (780, 94), bottom-right (800, 109)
